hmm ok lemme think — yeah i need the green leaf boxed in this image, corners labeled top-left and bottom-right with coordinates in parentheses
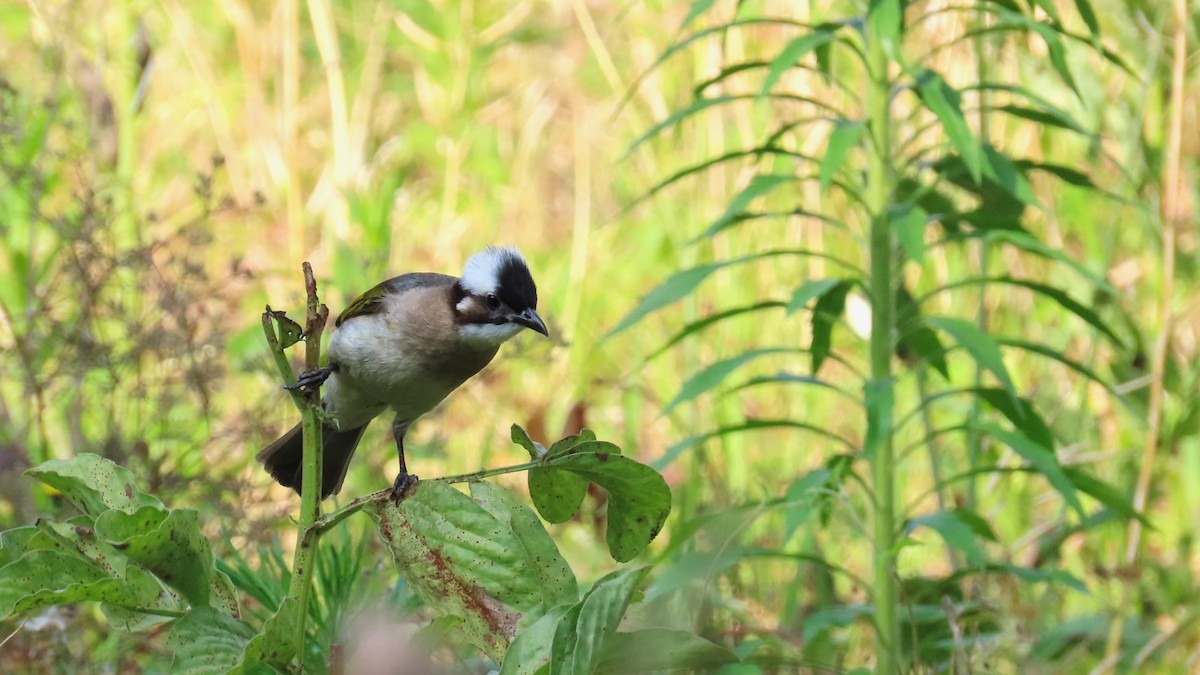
top-left (500, 604), bottom-right (571, 675)
top-left (926, 317), bottom-right (1017, 401)
top-left (370, 481), bottom-right (561, 661)
top-left (802, 603), bottom-right (872, 642)
top-left (624, 96), bottom-right (740, 161)
top-left (761, 31), bottom-right (838, 96)
top-left (982, 145), bottom-right (1041, 208)
top-left (681, 0), bottom-right (717, 29)
top-left (975, 388), bottom-right (1054, 450)
top-left (511, 424), bottom-right (545, 459)
top-left (987, 564), bottom-right (1086, 592)
top-left (1064, 468), bottom-right (1149, 526)
top-left (998, 337), bottom-right (1124, 401)
top-left (25, 453), bottom-right (162, 518)
top-left (1027, 20), bottom-right (1078, 96)
top-left (1072, 0), bottom-right (1100, 38)
top-left (914, 69), bottom-right (985, 184)
top-left (236, 596), bottom-right (301, 671)
top-left (909, 510), bottom-right (996, 566)
top-left (978, 423), bottom-right (1084, 518)
top-left (267, 308), bottom-right (304, 349)
top-left (893, 203), bottom-right (927, 266)
top-left (609, 250), bottom-right (852, 338)
top-left (706, 174), bottom-right (794, 240)
top-left (168, 606), bottom-right (255, 675)
top-left (994, 104), bottom-right (1088, 134)
top-left (606, 262), bottom-right (723, 339)
top-left (0, 527), bottom-right (37, 567)
top-left (596, 628), bottom-right (739, 673)
top-left (896, 287), bottom-right (950, 378)
top-left (931, 276), bottom-right (1123, 346)
top-left (984, 230), bottom-right (1115, 294)
top-left (665, 348), bottom-right (794, 413)
top-left (787, 279), bottom-right (841, 315)
top-left (28, 518), bottom-right (165, 608)
top-left (0, 549), bottom-right (148, 620)
top-left (811, 280), bottom-right (853, 374)
top-left (525, 429), bottom-right (599, 524)
top-left (95, 506), bottom-right (214, 607)
top-left (648, 301), bottom-right (787, 360)
top-left (822, 121), bottom-right (862, 189)
top-left (653, 420), bottom-right (854, 471)
top-left (528, 467), bottom-right (589, 525)
top-left (1026, 0), bottom-right (1063, 23)
top-left (470, 482), bottom-right (578, 608)
top-left (546, 429), bottom-right (602, 457)
top-left (868, 0), bottom-right (902, 55)
top-left (541, 444), bottom-right (671, 562)
top-left (551, 567), bottom-right (649, 675)
top-left (784, 469), bottom-right (833, 540)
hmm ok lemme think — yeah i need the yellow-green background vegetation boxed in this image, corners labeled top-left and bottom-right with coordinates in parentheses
top-left (0, 0), bottom-right (1195, 672)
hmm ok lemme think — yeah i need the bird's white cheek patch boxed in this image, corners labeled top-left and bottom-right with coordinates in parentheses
top-left (458, 322), bottom-right (522, 346)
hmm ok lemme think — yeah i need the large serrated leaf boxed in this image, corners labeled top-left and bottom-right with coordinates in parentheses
top-left (469, 482), bottom-right (578, 609)
top-left (540, 445), bottom-right (671, 562)
top-left (167, 606), bottom-right (256, 675)
top-left (95, 506), bottom-right (214, 607)
top-left (25, 454), bottom-right (162, 518)
top-left (0, 549), bottom-right (145, 619)
top-left (551, 567), bottom-right (648, 675)
top-left (371, 481), bottom-right (555, 661)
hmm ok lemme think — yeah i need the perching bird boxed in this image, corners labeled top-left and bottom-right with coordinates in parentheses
top-left (257, 247), bottom-right (548, 499)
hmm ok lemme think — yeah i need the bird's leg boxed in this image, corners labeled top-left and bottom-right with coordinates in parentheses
top-left (284, 363), bottom-right (338, 392)
top-left (389, 416), bottom-right (418, 501)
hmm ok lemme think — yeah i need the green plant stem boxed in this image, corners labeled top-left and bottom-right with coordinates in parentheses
top-left (262, 262), bottom-right (329, 663)
top-left (312, 460), bottom-right (546, 535)
top-left (865, 14), bottom-right (899, 675)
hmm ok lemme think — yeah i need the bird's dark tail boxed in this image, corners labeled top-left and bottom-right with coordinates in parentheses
top-left (257, 422), bottom-right (368, 499)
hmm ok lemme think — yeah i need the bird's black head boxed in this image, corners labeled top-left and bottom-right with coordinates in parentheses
top-left (455, 246), bottom-right (548, 343)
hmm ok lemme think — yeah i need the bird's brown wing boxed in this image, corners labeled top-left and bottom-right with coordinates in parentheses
top-left (335, 272), bottom-right (458, 326)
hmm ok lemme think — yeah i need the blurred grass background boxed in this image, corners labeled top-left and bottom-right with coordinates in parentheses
top-left (0, 0), bottom-right (1196, 671)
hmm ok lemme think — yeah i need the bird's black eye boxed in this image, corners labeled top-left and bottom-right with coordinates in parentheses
top-left (485, 293), bottom-right (501, 310)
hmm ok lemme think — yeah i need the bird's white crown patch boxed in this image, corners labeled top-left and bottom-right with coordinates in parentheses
top-left (460, 246), bottom-right (526, 296)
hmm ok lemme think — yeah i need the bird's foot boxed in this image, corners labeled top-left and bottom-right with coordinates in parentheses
top-left (389, 472), bottom-right (420, 503)
top-left (284, 365), bottom-right (335, 392)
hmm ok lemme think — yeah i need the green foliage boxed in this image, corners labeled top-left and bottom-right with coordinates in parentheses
top-left (0, 429), bottom-right (675, 672)
top-left (610, 0), bottom-right (1153, 670)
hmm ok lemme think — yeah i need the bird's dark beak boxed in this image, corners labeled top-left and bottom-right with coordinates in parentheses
top-left (512, 308), bottom-right (549, 336)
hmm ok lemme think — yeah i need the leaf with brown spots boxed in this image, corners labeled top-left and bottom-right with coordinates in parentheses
top-left (25, 453), bottom-right (162, 518)
top-left (370, 481), bottom-right (574, 662)
top-left (536, 443), bottom-right (672, 563)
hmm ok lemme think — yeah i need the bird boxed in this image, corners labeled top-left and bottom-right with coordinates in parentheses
top-left (257, 246), bottom-right (548, 500)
